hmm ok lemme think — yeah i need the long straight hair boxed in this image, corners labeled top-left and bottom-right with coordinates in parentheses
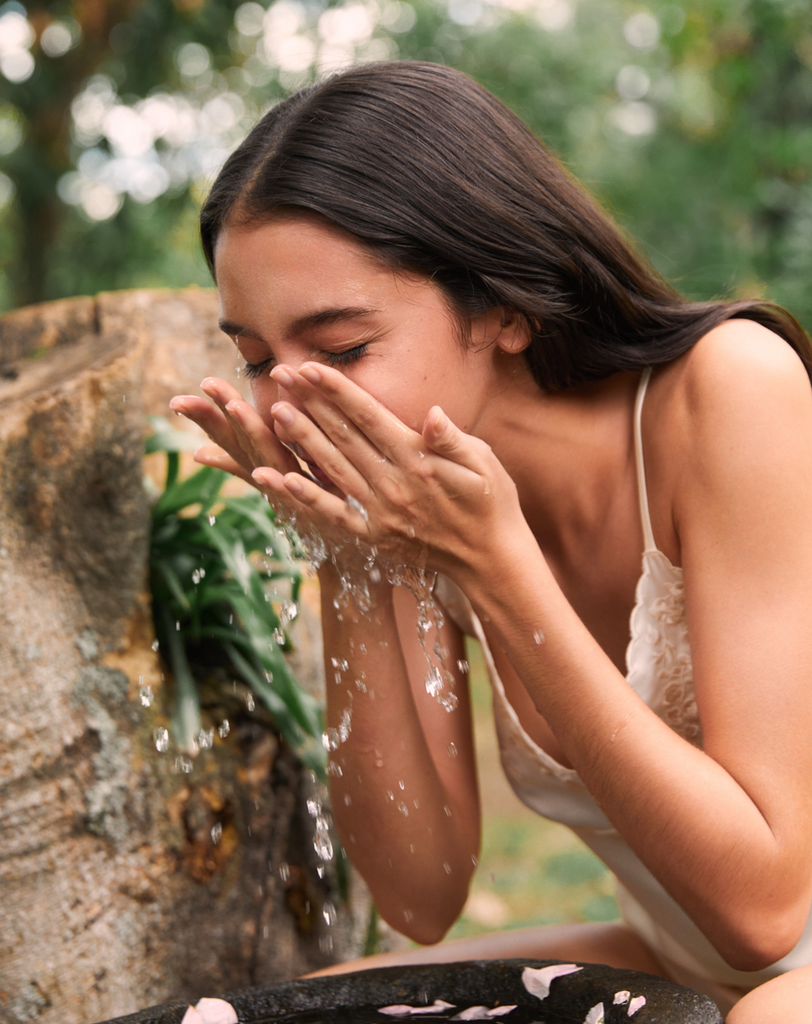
top-left (200, 61), bottom-right (811, 390)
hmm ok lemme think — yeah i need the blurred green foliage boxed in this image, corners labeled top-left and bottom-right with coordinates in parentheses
top-left (0, 0), bottom-right (811, 331)
top-left (146, 415), bottom-right (324, 769)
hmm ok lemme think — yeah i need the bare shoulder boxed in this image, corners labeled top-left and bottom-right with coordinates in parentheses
top-left (643, 320), bottom-right (812, 559)
top-left (651, 319), bottom-right (812, 456)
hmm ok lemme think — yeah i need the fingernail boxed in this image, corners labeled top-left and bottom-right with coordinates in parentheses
top-left (271, 367), bottom-right (293, 387)
top-left (169, 398), bottom-right (184, 411)
top-left (200, 377), bottom-right (216, 393)
top-left (299, 365), bottom-right (321, 384)
top-left (225, 400), bottom-right (242, 418)
top-left (272, 403), bottom-right (294, 426)
top-left (285, 476), bottom-right (303, 494)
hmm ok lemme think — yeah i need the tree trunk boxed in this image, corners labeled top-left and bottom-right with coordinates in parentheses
top-left (0, 290), bottom-right (370, 1024)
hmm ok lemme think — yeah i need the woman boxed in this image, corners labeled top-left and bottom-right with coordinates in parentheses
top-left (170, 62), bottom-right (812, 1021)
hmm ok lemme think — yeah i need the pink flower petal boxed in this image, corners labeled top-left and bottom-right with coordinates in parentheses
top-left (180, 1009), bottom-right (205, 1024)
top-left (584, 1004), bottom-right (605, 1024)
top-left (521, 964), bottom-right (582, 1000)
top-left (379, 1001), bottom-right (456, 1016)
top-left (194, 998), bottom-right (238, 1024)
top-left (627, 995), bottom-right (646, 1016)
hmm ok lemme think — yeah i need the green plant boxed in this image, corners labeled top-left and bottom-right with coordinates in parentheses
top-left (146, 416), bottom-right (324, 772)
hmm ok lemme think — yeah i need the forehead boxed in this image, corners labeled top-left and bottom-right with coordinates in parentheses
top-left (213, 211), bottom-right (449, 327)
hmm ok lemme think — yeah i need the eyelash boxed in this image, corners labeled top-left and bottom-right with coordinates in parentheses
top-left (242, 343), bottom-right (369, 379)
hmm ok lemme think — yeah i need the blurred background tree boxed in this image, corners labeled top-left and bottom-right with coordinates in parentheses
top-left (1, 0), bottom-right (811, 327)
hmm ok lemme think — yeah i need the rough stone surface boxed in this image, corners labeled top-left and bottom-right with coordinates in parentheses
top-left (0, 291), bottom-right (366, 1024)
top-left (99, 960), bottom-right (724, 1024)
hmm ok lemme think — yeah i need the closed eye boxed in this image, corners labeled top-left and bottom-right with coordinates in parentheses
top-left (325, 343), bottom-right (369, 368)
top-left (243, 357), bottom-right (273, 379)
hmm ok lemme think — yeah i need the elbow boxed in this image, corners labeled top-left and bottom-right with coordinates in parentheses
top-left (376, 876), bottom-right (472, 947)
top-left (713, 902), bottom-right (807, 973)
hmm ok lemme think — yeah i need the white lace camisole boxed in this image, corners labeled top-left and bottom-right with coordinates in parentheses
top-left (434, 368), bottom-right (812, 1007)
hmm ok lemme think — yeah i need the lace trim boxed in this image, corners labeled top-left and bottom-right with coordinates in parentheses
top-left (626, 550), bottom-right (702, 746)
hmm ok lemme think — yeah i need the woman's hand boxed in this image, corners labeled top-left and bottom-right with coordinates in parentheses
top-left (170, 376), bottom-right (300, 486)
top-left (253, 362), bottom-right (532, 581)
top-left (169, 378), bottom-right (355, 564)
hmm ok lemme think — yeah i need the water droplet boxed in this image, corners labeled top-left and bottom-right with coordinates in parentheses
top-left (447, 742), bottom-right (458, 758)
top-left (425, 666), bottom-right (443, 697)
top-left (319, 933), bottom-right (333, 951)
top-left (403, 909), bottom-right (414, 923)
top-left (151, 639), bottom-right (159, 652)
top-left (387, 790), bottom-right (395, 801)
top-left (533, 629), bottom-right (545, 645)
top-left (314, 820), bottom-right (334, 861)
top-left (397, 801), bottom-right (409, 817)
top-left (175, 755), bottom-right (193, 774)
top-left (218, 719), bottom-right (230, 738)
top-left (191, 567), bottom-right (206, 585)
top-left (280, 600), bottom-right (298, 624)
top-left (209, 513), bottom-right (216, 526)
top-left (139, 684), bottom-right (153, 707)
top-left (456, 659), bottom-right (469, 674)
top-left (344, 793), bottom-right (352, 806)
top-left (443, 861), bottom-right (452, 874)
top-left (322, 900), bottom-right (337, 926)
top-left (197, 727), bottom-right (214, 749)
top-left (444, 804), bottom-right (452, 817)
top-left (175, 620), bottom-right (180, 631)
top-left (211, 822), bottom-right (223, 845)
top-left (322, 728), bottom-right (340, 751)
top-left (279, 861), bottom-right (290, 882)
top-left (273, 626), bottom-right (285, 645)
top-left (471, 854), bottom-right (479, 866)
top-left (154, 727), bottom-right (169, 753)
top-left (398, 779), bottom-right (405, 790)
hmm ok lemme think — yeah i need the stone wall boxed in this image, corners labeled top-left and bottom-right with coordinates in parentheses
top-left (0, 291), bottom-right (367, 1024)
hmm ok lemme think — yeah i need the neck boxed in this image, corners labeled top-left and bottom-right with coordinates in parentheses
top-left (477, 367), bottom-right (640, 558)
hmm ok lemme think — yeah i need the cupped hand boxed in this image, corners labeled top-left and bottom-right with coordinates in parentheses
top-left (169, 377), bottom-right (377, 570)
top-left (170, 377), bottom-right (301, 485)
top-left (253, 362), bottom-right (529, 581)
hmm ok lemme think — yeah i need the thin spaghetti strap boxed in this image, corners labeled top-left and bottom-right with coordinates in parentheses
top-left (633, 367), bottom-right (657, 553)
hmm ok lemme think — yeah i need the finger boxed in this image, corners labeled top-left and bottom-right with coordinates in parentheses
top-left (170, 395), bottom-right (253, 473)
top-left (193, 443), bottom-right (256, 486)
top-left (200, 376), bottom-right (245, 411)
top-left (423, 406), bottom-right (492, 471)
top-left (252, 467), bottom-right (370, 535)
top-left (270, 399), bottom-right (372, 499)
top-left (275, 364), bottom-right (419, 464)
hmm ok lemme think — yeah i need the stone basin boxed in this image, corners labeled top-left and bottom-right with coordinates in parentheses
top-left (98, 959), bottom-right (723, 1024)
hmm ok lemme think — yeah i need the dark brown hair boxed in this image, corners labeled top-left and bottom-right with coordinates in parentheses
top-left (200, 61), bottom-right (811, 389)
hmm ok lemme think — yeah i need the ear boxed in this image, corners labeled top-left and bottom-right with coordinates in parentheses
top-left (493, 307), bottom-right (532, 355)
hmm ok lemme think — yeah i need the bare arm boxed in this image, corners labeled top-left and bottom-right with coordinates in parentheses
top-left (171, 378), bottom-right (480, 942)
top-left (455, 324), bottom-right (812, 971)
top-left (319, 567), bottom-right (479, 942)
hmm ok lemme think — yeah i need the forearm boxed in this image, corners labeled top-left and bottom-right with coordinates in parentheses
top-left (455, 537), bottom-right (808, 969)
top-left (318, 565), bottom-right (479, 942)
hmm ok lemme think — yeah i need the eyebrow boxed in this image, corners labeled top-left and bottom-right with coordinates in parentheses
top-left (219, 306), bottom-right (380, 342)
